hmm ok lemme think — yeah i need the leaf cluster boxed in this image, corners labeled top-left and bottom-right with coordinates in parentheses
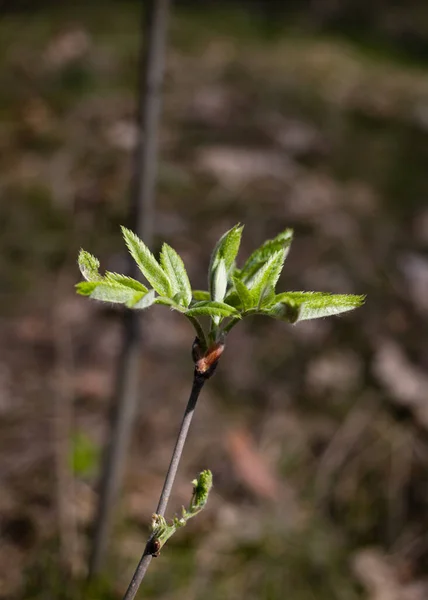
top-left (76, 224), bottom-right (365, 347)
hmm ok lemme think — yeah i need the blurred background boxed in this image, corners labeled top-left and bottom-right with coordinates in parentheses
top-left (1, 1), bottom-right (428, 599)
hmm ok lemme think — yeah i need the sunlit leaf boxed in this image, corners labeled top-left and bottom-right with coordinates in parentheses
top-left (154, 296), bottom-right (185, 311)
top-left (121, 226), bottom-right (172, 297)
top-left (192, 290), bottom-right (211, 301)
top-left (211, 259), bottom-right (228, 303)
top-left (209, 224), bottom-right (243, 298)
top-left (160, 243), bottom-right (192, 307)
top-left (104, 272), bottom-right (148, 293)
top-left (185, 301), bottom-right (240, 319)
top-left (78, 250), bottom-right (102, 282)
top-left (76, 281), bottom-right (98, 296)
top-left (131, 289), bottom-right (156, 310)
top-left (247, 249), bottom-right (285, 306)
top-left (269, 292), bottom-right (366, 322)
top-left (90, 282), bottom-right (140, 304)
top-left (239, 229), bottom-right (293, 283)
top-left (232, 276), bottom-right (253, 311)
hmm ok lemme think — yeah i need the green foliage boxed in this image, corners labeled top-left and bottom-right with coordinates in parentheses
top-left (237, 228), bottom-right (293, 283)
top-left (70, 431), bottom-right (99, 477)
top-left (269, 292), bottom-right (366, 323)
top-left (185, 300), bottom-right (240, 319)
top-left (150, 470), bottom-right (213, 554)
top-left (78, 250), bottom-right (102, 282)
top-left (160, 243), bottom-right (192, 307)
top-left (121, 226), bottom-right (172, 297)
top-left (76, 224), bottom-right (365, 344)
top-left (208, 224), bottom-right (243, 301)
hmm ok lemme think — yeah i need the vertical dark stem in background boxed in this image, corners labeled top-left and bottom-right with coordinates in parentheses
top-left (89, 0), bottom-right (172, 577)
top-left (122, 374), bottom-right (206, 600)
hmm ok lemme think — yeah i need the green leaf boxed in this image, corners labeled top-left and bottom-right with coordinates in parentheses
top-left (126, 291), bottom-right (149, 308)
top-left (232, 276), bottom-right (253, 311)
top-left (223, 290), bottom-right (242, 309)
top-left (154, 296), bottom-right (185, 311)
top-left (209, 224), bottom-right (243, 297)
top-left (90, 282), bottom-right (142, 304)
top-left (160, 243), bottom-right (192, 307)
top-left (270, 292), bottom-right (365, 322)
top-left (191, 469), bottom-right (213, 510)
top-left (131, 289), bottom-right (156, 310)
top-left (192, 290), bottom-right (211, 301)
top-left (239, 229), bottom-right (293, 283)
top-left (185, 301), bottom-right (240, 319)
top-left (211, 258), bottom-right (228, 302)
top-left (104, 272), bottom-right (148, 293)
top-left (121, 226), bottom-right (172, 297)
top-left (247, 249), bottom-right (285, 306)
top-left (76, 281), bottom-right (99, 296)
top-left (78, 249), bottom-right (102, 282)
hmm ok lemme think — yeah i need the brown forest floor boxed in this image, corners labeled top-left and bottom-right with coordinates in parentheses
top-left (1, 5), bottom-right (428, 600)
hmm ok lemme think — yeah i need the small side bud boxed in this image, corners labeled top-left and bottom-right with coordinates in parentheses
top-left (195, 342), bottom-right (225, 378)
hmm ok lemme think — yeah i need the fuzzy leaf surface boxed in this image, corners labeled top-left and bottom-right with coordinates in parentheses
top-left (270, 292), bottom-right (365, 322)
top-left (131, 289), bottom-right (156, 310)
top-left (247, 249), bottom-right (285, 306)
top-left (78, 250), bottom-right (102, 282)
top-left (211, 259), bottom-right (228, 302)
top-left (154, 296), bottom-right (185, 311)
top-left (121, 226), bottom-right (171, 297)
top-left (239, 229), bottom-right (293, 283)
top-left (83, 282), bottom-right (141, 304)
top-left (104, 272), bottom-right (148, 293)
top-left (192, 290), bottom-right (211, 301)
top-left (160, 243), bottom-right (192, 307)
top-left (185, 301), bottom-right (240, 319)
top-left (209, 224), bottom-right (243, 297)
top-left (232, 276), bottom-right (253, 311)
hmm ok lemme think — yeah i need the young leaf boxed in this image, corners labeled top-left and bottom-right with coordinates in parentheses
top-left (239, 229), bottom-right (293, 283)
top-left (126, 291), bottom-right (149, 308)
top-left (270, 292), bottom-right (365, 322)
top-left (185, 301), bottom-right (240, 319)
top-left (209, 224), bottom-right (243, 297)
top-left (76, 281), bottom-right (98, 296)
top-left (78, 250), bottom-right (102, 282)
top-left (247, 249), bottom-right (285, 306)
top-left (232, 276), bottom-right (253, 311)
top-left (88, 282), bottom-right (141, 304)
top-left (104, 272), bottom-right (148, 293)
top-left (154, 296), bottom-right (185, 311)
top-left (223, 290), bottom-right (243, 309)
top-left (192, 290), bottom-right (211, 302)
top-left (211, 259), bottom-right (228, 303)
top-left (160, 243), bottom-right (192, 307)
top-left (131, 289), bottom-right (156, 310)
top-left (121, 226), bottom-right (172, 297)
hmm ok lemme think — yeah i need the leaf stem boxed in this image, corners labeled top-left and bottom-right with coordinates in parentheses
top-left (122, 372), bottom-right (206, 600)
top-left (221, 316), bottom-right (241, 335)
top-left (184, 315), bottom-right (208, 351)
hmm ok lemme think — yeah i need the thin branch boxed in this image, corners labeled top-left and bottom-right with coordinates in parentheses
top-left (122, 372), bottom-right (206, 600)
top-left (88, 0), bottom-right (171, 576)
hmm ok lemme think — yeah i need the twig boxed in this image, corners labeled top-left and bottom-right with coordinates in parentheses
top-left (122, 371), bottom-right (206, 600)
top-left (89, 0), bottom-right (171, 576)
